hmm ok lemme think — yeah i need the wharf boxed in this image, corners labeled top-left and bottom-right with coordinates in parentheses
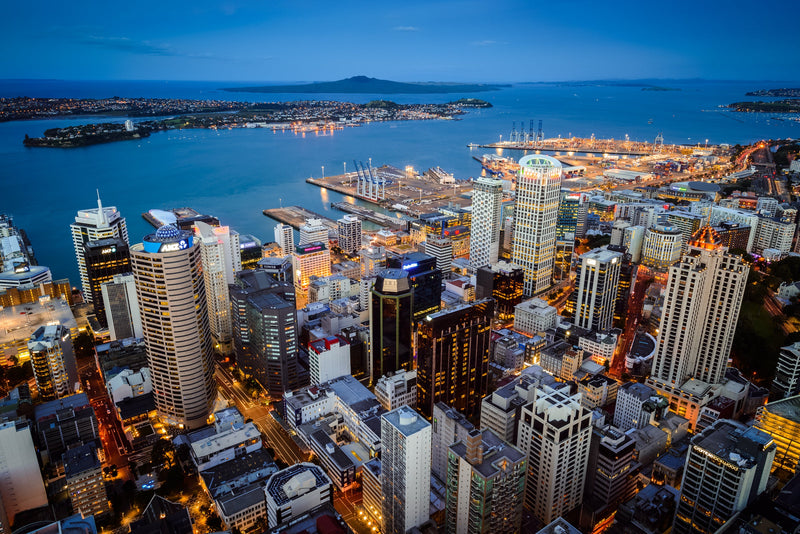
top-left (477, 137), bottom-right (663, 156)
top-left (262, 206), bottom-right (338, 235)
top-left (331, 202), bottom-right (409, 230)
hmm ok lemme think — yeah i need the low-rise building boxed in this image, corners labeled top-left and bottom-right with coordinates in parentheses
top-left (513, 298), bottom-right (558, 335)
top-left (264, 463), bottom-right (333, 529)
top-left (374, 369), bottom-right (417, 411)
top-left (64, 444), bottom-right (108, 518)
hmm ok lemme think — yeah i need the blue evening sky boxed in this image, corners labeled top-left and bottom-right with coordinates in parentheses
top-left (2, 0), bottom-right (797, 82)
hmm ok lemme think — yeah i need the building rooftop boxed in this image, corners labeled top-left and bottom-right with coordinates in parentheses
top-left (520, 154), bottom-right (561, 169)
top-left (35, 393), bottom-right (91, 422)
top-left (693, 420), bottom-right (775, 469)
top-left (535, 517), bottom-right (582, 534)
top-left (449, 429), bottom-right (525, 479)
top-left (382, 405), bottom-right (430, 437)
top-left (620, 382), bottom-right (657, 402)
top-left (265, 463), bottom-right (331, 507)
top-left (200, 449), bottom-right (277, 495)
top-left (190, 422), bottom-right (260, 459)
top-left (761, 395), bottom-right (800, 422)
top-left (63, 443), bottom-right (100, 477)
top-left (0, 298), bottom-right (77, 347)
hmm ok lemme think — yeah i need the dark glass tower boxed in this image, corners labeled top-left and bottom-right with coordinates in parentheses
top-left (475, 264), bottom-right (524, 320)
top-left (83, 237), bottom-right (131, 327)
top-left (369, 269), bottom-right (413, 385)
top-left (386, 252), bottom-right (441, 322)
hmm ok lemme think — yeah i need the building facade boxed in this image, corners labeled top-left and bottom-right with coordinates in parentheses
top-left (28, 324), bottom-right (77, 401)
top-left (83, 238), bottom-right (131, 326)
top-left (772, 342), bottom-right (800, 400)
top-left (337, 215), bottom-right (362, 255)
top-left (101, 273), bottom-right (143, 340)
top-left (571, 248), bottom-right (622, 332)
top-left (369, 269), bottom-right (413, 385)
top-left (641, 226), bottom-right (683, 271)
top-left (274, 223), bottom-right (295, 257)
top-left (470, 177), bottom-right (504, 269)
top-left (0, 421), bottom-right (47, 534)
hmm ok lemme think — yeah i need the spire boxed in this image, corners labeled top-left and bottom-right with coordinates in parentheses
top-left (96, 189), bottom-right (108, 226)
top-left (687, 225), bottom-right (722, 251)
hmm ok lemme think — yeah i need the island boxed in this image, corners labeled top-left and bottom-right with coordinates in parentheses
top-left (224, 75), bottom-right (507, 94)
top-left (745, 88), bottom-right (800, 97)
top-left (448, 98), bottom-right (492, 108)
top-left (729, 100), bottom-right (800, 113)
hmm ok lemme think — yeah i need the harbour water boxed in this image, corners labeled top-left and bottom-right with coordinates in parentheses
top-left (1, 79), bottom-right (798, 283)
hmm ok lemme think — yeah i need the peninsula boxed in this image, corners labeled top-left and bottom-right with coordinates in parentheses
top-left (224, 75), bottom-right (507, 94)
top-left (729, 99), bottom-right (800, 113)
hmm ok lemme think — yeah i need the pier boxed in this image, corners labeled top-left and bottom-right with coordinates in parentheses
top-left (476, 137), bottom-right (668, 156)
top-left (262, 206), bottom-right (338, 235)
top-left (331, 202), bottom-right (409, 230)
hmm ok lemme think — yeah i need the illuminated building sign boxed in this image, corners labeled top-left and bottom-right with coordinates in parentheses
top-left (301, 245), bottom-right (322, 253)
top-left (14, 264), bottom-right (30, 273)
top-left (402, 262), bottom-right (418, 270)
top-left (101, 246), bottom-right (117, 254)
top-left (159, 237), bottom-right (192, 253)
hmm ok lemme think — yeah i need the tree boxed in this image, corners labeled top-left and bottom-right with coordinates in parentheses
top-left (151, 438), bottom-right (176, 469)
top-left (207, 515), bottom-right (223, 532)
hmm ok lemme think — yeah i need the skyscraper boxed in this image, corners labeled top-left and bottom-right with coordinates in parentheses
top-left (101, 273), bottom-right (143, 340)
top-left (772, 342), bottom-right (800, 399)
top-left (475, 262), bottom-right (524, 320)
top-left (516, 385), bottom-right (592, 524)
top-left (273, 223), bottom-right (295, 256)
top-left (470, 177), bottom-right (504, 269)
top-left (369, 269), bottom-right (413, 385)
top-left (83, 238), bottom-right (131, 326)
top-left (673, 420), bottom-right (776, 534)
top-left (415, 299), bottom-right (493, 419)
top-left (292, 242), bottom-right (331, 296)
top-left (70, 193), bottom-right (128, 302)
top-left (28, 324), bottom-right (78, 401)
top-left (641, 225), bottom-right (683, 271)
top-left (571, 247), bottom-right (622, 332)
top-left (131, 225), bottom-right (215, 429)
top-left (512, 155), bottom-right (562, 296)
top-left (555, 192), bottom-right (582, 279)
top-left (424, 235), bottom-right (453, 276)
top-left (299, 218), bottom-right (328, 245)
top-left (386, 252), bottom-right (441, 322)
top-left (337, 215), bottom-right (362, 255)
top-left (381, 406), bottom-right (432, 534)
top-left (194, 222), bottom-right (241, 350)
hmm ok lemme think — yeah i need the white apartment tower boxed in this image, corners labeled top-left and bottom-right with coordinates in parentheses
top-left (572, 248), bottom-right (622, 332)
top-left (470, 177), bottom-right (504, 269)
top-left (512, 155), bottom-right (562, 296)
top-left (337, 215), bottom-right (362, 255)
top-left (70, 192), bottom-right (128, 302)
top-left (299, 218), bottom-right (328, 246)
top-left (274, 223), bottom-right (295, 256)
top-left (0, 421), bottom-right (47, 534)
top-left (516, 384), bottom-right (592, 525)
top-left (131, 225), bottom-right (216, 429)
top-left (381, 406), bottom-right (432, 534)
top-left (194, 222), bottom-right (241, 348)
top-left (648, 227), bottom-right (749, 388)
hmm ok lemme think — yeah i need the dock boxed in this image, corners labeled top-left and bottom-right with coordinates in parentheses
top-left (476, 137), bottom-right (665, 156)
top-left (331, 202), bottom-right (409, 230)
top-left (262, 206), bottom-right (338, 236)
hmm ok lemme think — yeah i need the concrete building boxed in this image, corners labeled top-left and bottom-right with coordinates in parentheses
top-left (667, 211), bottom-right (706, 246)
top-left (623, 225), bottom-right (646, 263)
top-left (34, 393), bottom-right (100, 467)
top-left (361, 458), bottom-right (382, 528)
top-left (708, 206), bottom-right (760, 252)
top-left (756, 197), bottom-right (779, 217)
top-left (673, 420), bottom-right (776, 534)
top-left (641, 226), bottom-right (683, 270)
top-left (470, 177), bottom-right (504, 269)
top-left (264, 463), bottom-right (333, 529)
top-left (431, 402), bottom-right (475, 483)
top-left (0, 420), bottom-right (47, 534)
top-left (101, 273), bottom-right (143, 340)
top-left (194, 222), bottom-right (241, 349)
top-left (613, 483), bottom-right (679, 534)
top-left (299, 218), bottom-right (328, 246)
top-left (374, 369), bottom-right (417, 411)
top-left (445, 429), bottom-right (527, 534)
top-left (130, 225), bottom-right (215, 429)
top-left (106, 367), bottom-right (152, 405)
top-left (572, 248), bottom-right (622, 332)
top-left (28, 324), bottom-right (77, 401)
top-left (274, 223), bottom-right (295, 257)
top-left (70, 194), bottom-right (128, 302)
top-left (614, 382), bottom-right (667, 432)
top-left (359, 246), bottom-right (386, 277)
top-left (755, 395), bottom-right (800, 474)
top-left (64, 444), bottom-right (108, 518)
top-left (423, 235), bottom-right (453, 276)
top-left (772, 342), bottom-right (800, 400)
top-left (512, 155), bottom-right (563, 296)
top-left (369, 269), bottom-right (413, 385)
top-left (337, 215), bottom-right (362, 255)
top-left (753, 215), bottom-right (794, 255)
top-left (83, 238), bottom-right (130, 326)
top-left (415, 299), bottom-right (493, 419)
top-left (516, 385), bottom-right (592, 524)
top-left (513, 298), bottom-right (558, 335)
top-left (582, 426), bottom-right (637, 526)
top-left (292, 242), bottom-right (332, 296)
top-left (381, 406), bottom-right (432, 534)
top-left (189, 421), bottom-right (262, 472)
top-left (308, 335), bottom-right (350, 385)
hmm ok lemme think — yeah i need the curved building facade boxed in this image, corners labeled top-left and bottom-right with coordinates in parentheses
top-left (131, 225), bottom-right (215, 429)
top-left (512, 155), bottom-right (562, 297)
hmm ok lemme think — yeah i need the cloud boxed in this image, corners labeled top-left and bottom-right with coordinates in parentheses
top-left (471, 39), bottom-right (506, 46)
top-left (393, 26), bottom-right (420, 32)
top-left (78, 35), bottom-right (177, 56)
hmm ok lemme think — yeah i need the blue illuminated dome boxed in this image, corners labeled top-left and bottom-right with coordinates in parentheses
top-left (155, 224), bottom-right (181, 240)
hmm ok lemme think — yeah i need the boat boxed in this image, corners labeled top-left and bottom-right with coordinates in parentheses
top-left (467, 143), bottom-right (479, 148)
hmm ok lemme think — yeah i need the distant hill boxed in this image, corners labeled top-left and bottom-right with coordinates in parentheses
top-left (224, 76), bottom-right (507, 94)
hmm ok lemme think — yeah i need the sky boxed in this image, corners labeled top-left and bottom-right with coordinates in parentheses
top-left (2, 0), bottom-right (798, 82)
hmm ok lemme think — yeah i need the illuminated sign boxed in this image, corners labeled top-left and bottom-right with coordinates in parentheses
top-left (402, 262), bottom-right (418, 270)
top-left (159, 239), bottom-right (191, 253)
top-left (302, 245), bottom-right (322, 252)
top-left (240, 242), bottom-right (258, 249)
top-left (14, 264), bottom-right (30, 273)
top-left (101, 246), bottom-right (117, 254)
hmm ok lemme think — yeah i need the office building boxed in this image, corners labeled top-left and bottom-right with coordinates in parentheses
top-left (28, 324), bottom-right (77, 401)
top-left (556, 192), bottom-right (582, 277)
top-left (516, 385), bottom-right (592, 524)
top-left (0, 421), bottom-right (47, 534)
top-left (292, 242), bottom-right (331, 295)
top-left (274, 223), bottom-right (295, 257)
top-left (673, 420), bottom-right (776, 534)
top-left (712, 221), bottom-right (752, 252)
top-left (337, 215), bottom-right (362, 255)
top-left (641, 226), bottom-right (683, 270)
top-left (299, 218), bottom-right (328, 246)
top-left (34, 394), bottom-right (100, 467)
top-left (571, 248), bottom-right (622, 332)
top-left (264, 463), bottom-right (333, 529)
top-left (386, 252), bottom-right (442, 322)
top-left (256, 256), bottom-right (293, 283)
top-left (130, 225), bottom-right (215, 429)
top-left (470, 177), bottom-right (504, 269)
top-left (772, 342), bottom-right (800, 400)
top-left (667, 211), bottom-right (705, 246)
top-left (359, 246), bottom-right (386, 277)
top-left (583, 426), bottom-right (637, 522)
top-left (308, 336), bottom-right (350, 385)
top-left (512, 155), bottom-right (562, 296)
top-left (614, 382), bottom-right (667, 431)
top-left (374, 369), bottom-right (417, 411)
top-left (647, 228), bottom-right (749, 417)
top-left (424, 235), bottom-right (453, 276)
top-left (64, 444), bottom-right (108, 518)
top-left (101, 273), bottom-right (143, 340)
top-left (475, 262), bottom-right (524, 320)
top-left (415, 299), bottom-right (493, 419)
top-left (431, 402), bottom-right (475, 483)
top-left (623, 225), bottom-right (645, 263)
top-left (513, 297), bottom-right (557, 335)
top-left (755, 395), bottom-right (800, 474)
top-left (381, 406), bottom-right (432, 534)
top-left (445, 428), bottom-right (527, 534)
top-left (369, 269), bottom-right (413, 385)
top-left (71, 193), bottom-right (128, 302)
top-left (238, 234), bottom-right (262, 270)
top-left (194, 222), bottom-right (241, 348)
top-left (709, 206), bottom-right (760, 252)
top-left (83, 238), bottom-right (130, 325)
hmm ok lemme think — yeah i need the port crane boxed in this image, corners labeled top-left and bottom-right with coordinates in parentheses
top-left (354, 160), bottom-right (386, 201)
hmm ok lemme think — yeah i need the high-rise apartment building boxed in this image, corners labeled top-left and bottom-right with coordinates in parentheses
top-left (337, 215), bottom-right (362, 255)
top-left (131, 225), bottom-right (215, 429)
top-left (470, 177), bottom-right (504, 269)
top-left (299, 218), bottom-right (328, 245)
top-left (673, 420), bottom-right (776, 534)
top-left (83, 238), bottom-right (131, 325)
top-left (64, 444), bottom-right (108, 518)
top-left (571, 248), bottom-right (622, 332)
top-left (424, 235), bottom-right (453, 276)
top-left (28, 324), bottom-right (78, 401)
top-left (772, 342), bottom-right (800, 400)
top-left (641, 225), bottom-right (683, 270)
top-left (445, 428), bottom-right (527, 534)
top-left (753, 215), bottom-right (794, 255)
top-left (71, 194), bottom-right (128, 302)
top-left (415, 299), bottom-right (493, 419)
top-left (369, 269), bottom-right (413, 385)
top-left (0, 420), bottom-right (47, 534)
top-left (516, 385), bottom-right (592, 524)
top-left (101, 273), bottom-right (143, 340)
top-left (614, 382), bottom-right (666, 432)
top-left (512, 155), bottom-right (562, 296)
top-left (194, 222), bottom-right (241, 349)
top-left (386, 252), bottom-right (442, 322)
top-left (381, 406), bottom-right (432, 534)
top-left (555, 192), bottom-right (582, 279)
top-left (292, 242), bottom-right (331, 295)
top-left (273, 223), bottom-right (294, 257)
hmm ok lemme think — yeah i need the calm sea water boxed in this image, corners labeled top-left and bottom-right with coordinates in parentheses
top-left (1, 79), bottom-right (798, 284)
